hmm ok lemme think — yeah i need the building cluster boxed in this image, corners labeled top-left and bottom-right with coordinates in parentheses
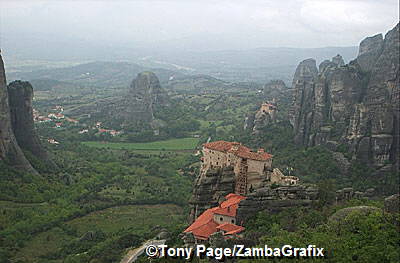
top-left (47, 138), bottom-right (60, 145)
top-left (34, 106), bottom-right (121, 137)
top-left (97, 128), bottom-right (121, 136)
top-left (260, 101), bottom-right (277, 115)
top-left (201, 141), bottom-right (298, 195)
top-left (184, 141), bottom-right (300, 243)
top-left (33, 106), bottom-right (78, 128)
top-left (184, 194), bottom-right (246, 242)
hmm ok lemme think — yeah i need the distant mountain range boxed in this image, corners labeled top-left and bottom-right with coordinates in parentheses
top-left (5, 45), bottom-right (358, 84)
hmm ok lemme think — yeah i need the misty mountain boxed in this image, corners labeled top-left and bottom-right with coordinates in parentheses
top-left (6, 46), bottom-right (358, 84)
top-left (7, 61), bottom-right (184, 88)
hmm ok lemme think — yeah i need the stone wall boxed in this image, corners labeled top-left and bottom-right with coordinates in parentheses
top-left (213, 214), bottom-right (236, 225)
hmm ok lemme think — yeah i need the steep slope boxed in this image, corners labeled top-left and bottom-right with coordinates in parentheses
top-left (289, 23), bottom-right (399, 170)
top-left (8, 80), bottom-right (55, 167)
top-left (0, 54), bottom-right (37, 173)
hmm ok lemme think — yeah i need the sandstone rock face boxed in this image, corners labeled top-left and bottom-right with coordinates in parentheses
top-left (332, 54), bottom-right (345, 67)
top-left (288, 58), bottom-right (318, 145)
top-left (188, 167), bottom-right (235, 223)
top-left (123, 71), bottom-right (168, 130)
top-left (236, 185), bottom-right (319, 222)
top-left (289, 23), bottom-right (399, 169)
top-left (357, 34), bottom-right (384, 72)
top-left (8, 80), bottom-right (53, 166)
top-left (0, 55), bottom-right (36, 173)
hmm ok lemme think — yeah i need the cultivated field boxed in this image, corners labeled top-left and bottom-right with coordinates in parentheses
top-left (82, 137), bottom-right (200, 151)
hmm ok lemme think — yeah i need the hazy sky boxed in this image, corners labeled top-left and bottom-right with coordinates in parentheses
top-left (1, 0), bottom-right (399, 51)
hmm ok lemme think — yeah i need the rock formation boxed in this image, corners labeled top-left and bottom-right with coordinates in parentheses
top-left (384, 194), bottom-right (399, 214)
top-left (263, 79), bottom-right (288, 99)
top-left (245, 100), bottom-right (278, 134)
top-left (0, 54), bottom-right (36, 173)
top-left (8, 80), bottom-right (54, 166)
top-left (236, 185), bottom-right (319, 222)
top-left (289, 23), bottom-right (399, 170)
top-left (123, 71), bottom-right (168, 131)
top-left (188, 167), bottom-right (235, 223)
top-left (188, 165), bottom-right (314, 224)
top-left (244, 80), bottom-right (286, 133)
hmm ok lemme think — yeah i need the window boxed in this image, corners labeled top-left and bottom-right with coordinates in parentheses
top-left (220, 217), bottom-right (223, 221)
top-left (231, 219), bottom-right (235, 224)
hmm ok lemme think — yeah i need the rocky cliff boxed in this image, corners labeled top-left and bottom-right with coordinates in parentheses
top-left (188, 167), bottom-right (235, 223)
top-left (8, 80), bottom-right (54, 166)
top-left (188, 165), bottom-right (319, 224)
top-left (0, 54), bottom-right (36, 173)
top-left (289, 23), bottom-right (399, 170)
top-left (244, 80), bottom-right (288, 133)
top-left (236, 185), bottom-right (319, 222)
top-left (123, 71), bottom-right (168, 131)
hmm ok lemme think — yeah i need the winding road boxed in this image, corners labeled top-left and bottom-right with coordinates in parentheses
top-left (120, 239), bottom-right (166, 263)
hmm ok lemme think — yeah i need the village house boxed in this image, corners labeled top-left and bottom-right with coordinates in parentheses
top-left (52, 105), bottom-right (64, 112)
top-left (97, 128), bottom-right (121, 136)
top-left (184, 194), bottom-right (246, 242)
top-left (48, 113), bottom-right (65, 119)
top-left (201, 141), bottom-right (299, 195)
top-left (48, 138), bottom-right (60, 145)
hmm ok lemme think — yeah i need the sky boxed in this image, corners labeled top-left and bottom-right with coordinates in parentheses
top-left (0, 0), bottom-right (399, 53)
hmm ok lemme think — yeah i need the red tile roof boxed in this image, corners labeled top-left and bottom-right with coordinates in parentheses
top-left (216, 223), bottom-right (245, 235)
top-left (203, 141), bottom-right (272, 161)
top-left (214, 194), bottom-right (246, 217)
top-left (184, 193), bottom-right (246, 240)
top-left (225, 227), bottom-right (245, 236)
top-left (203, 141), bottom-right (240, 152)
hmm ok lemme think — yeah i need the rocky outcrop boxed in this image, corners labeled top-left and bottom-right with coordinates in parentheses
top-left (122, 71), bottom-right (168, 132)
top-left (8, 80), bottom-right (54, 166)
top-left (357, 34), bottom-right (384, 72)
top-left (247, 103), bottom-right (277, 134)
top-left (244, 80), bottom-right (286, 133)
top-left (289, 23), bottom-right (399, 170)
top-left (188, 167), bottom-right (235, 223)
top-left (188, 166), bottom-right (317, 224)
top-left (0, 54), bottom-right (36, 173)
top-left (263, 80), bottom-right (288, 99)
top-left (288, 58), bottom-right (318, 144)
top-left (384, 194), bottom-right (399, 214)
top-left (236, 185), bottom-right (319, 222)
top-left (335, 187), bottom-right (376, 203)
